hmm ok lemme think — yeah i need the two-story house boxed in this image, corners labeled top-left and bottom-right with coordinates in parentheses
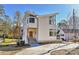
top-left (21, 12), bottom-right (57, 45)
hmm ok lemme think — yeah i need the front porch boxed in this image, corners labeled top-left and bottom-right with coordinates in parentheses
top-left (27, 28), bottom-right (38, 44)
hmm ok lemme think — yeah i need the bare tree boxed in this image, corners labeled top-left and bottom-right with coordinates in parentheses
top-left (13, 11), bottom-right (22, 39)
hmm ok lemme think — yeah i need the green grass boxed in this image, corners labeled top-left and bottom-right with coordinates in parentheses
top-left (0, 38), bottom-right (17, 45)
top-left (1, 42), bottom-right (16, 45)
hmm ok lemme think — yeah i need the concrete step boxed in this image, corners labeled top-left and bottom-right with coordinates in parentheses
top-left (29, 39), bottom-right (37, 44)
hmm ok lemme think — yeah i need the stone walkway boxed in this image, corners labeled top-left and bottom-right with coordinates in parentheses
top-left (15, 42), bottom-right (71, 55)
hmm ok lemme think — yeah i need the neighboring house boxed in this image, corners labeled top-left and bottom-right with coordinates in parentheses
top-left (21, 12), bottom-right (57, 44)
top-left (57, 10), bottom-right (79, 41)
top-left (57, 29), bottom-right (79, 41)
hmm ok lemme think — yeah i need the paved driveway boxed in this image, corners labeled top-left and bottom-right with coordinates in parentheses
top-left (15, 43), bottom-right (71, 55)
top-left (45, 43), bottom-right (79, 55)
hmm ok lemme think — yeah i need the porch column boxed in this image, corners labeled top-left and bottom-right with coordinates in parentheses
top-left (22, 19), bottom-right (28, 44)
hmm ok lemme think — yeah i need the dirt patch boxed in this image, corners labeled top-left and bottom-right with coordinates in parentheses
top-left (66, 49), bottom-right (79, 55)
top-left (50, 49), bottom-right (74, 55)
top-left (50, 46), bottom-right (79, 55)
top-left (50, 49), bottom-right (68, 55)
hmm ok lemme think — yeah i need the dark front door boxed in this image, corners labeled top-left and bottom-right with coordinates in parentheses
top-left (28, 28), bottom-right (37, 44)
top-left (29, 31), bottom-right (33, 38)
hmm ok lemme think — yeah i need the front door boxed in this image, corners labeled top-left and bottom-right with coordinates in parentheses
top-left (29, 31), bottom-right (33, 39)
top-left (28, 28), bottom-right (37, 44)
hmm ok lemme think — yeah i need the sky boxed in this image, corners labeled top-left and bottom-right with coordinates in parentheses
top-left (2, 4), bottom-right (79, 23)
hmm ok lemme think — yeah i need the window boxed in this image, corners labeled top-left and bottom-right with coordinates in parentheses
top-left (49, 31), bottom-right (53, 36)
top-left (61, 34), bottom-right (64, 36)
top-left (49, 29), bottom-right (56, 36)
top-left (49, 19), bottom-right (52, 24)
top-left (49, 16), bottom-right (56, 25)
top-left (29, 18), bottom-right (35, 23)
top-left (49, 29), bottom-right (53, 36)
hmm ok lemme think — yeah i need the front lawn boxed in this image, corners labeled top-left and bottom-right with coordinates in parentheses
top-left (0, 38), bottom-right (17, 45)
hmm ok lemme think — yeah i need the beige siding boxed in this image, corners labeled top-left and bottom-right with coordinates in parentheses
top-left (38, 16), bottom-right (56, 42)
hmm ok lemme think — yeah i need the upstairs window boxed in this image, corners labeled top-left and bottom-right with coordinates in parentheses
top-left (49, 19), bottom-right (52, 24)
top-left (29, 18), bottom-right (35, 23)
top-left (49, 16), bottom-right (56, 25)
